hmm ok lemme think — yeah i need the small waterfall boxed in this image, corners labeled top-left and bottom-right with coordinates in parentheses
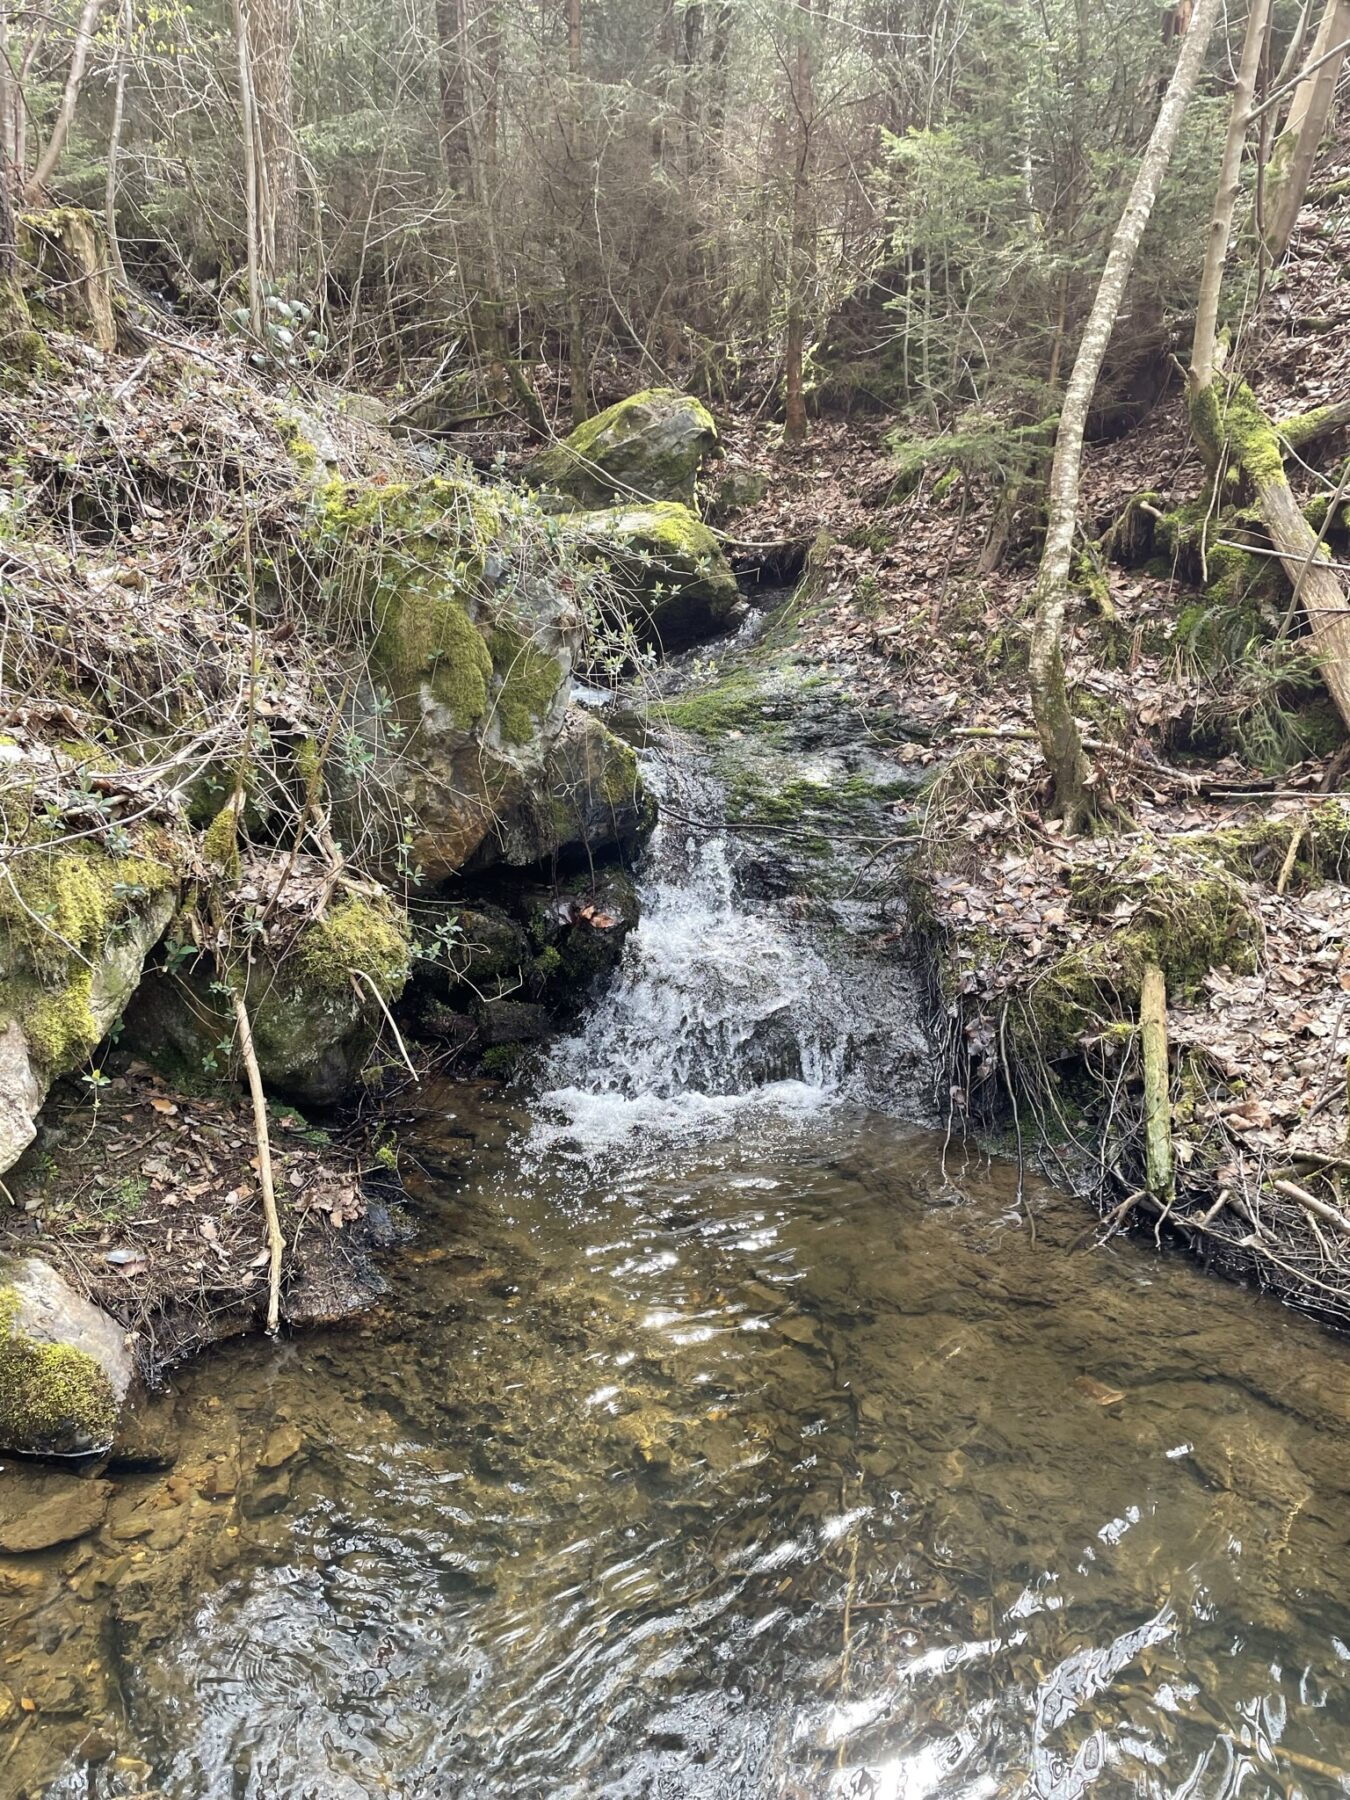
top-left (534, 748), bottom-right (931, 1151)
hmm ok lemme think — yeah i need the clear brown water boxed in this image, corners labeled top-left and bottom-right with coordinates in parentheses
top-left (10, 1088), bottom-right (1350, 1799)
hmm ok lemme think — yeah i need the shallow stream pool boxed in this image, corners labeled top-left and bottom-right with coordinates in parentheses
top-left (9, 1088), bottom-right (1350, 1797)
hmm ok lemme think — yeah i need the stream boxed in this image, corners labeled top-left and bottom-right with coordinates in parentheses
top-left (8, 727), bottom-right (1350, 1798)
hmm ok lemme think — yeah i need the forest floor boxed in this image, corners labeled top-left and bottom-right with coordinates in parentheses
top-left (700, 131), bottom-right (1350, 1329)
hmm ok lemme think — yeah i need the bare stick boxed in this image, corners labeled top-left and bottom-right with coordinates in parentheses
top-left (1141, 963), bottom-right (1174, 1201)
top-left (234, 991), bottom-right (284, 1333)
top-left (1276, 821), bottom-right (1305, 893)
top-left (1273, 1176), bottom-right (1350, 1236)
top-left (349, 967), bottom-right (419, 1084)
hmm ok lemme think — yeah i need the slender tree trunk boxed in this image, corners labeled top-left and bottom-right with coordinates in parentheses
top-left (0, 125), bottom-right (16, 275)
top-left (1191, 0), bottom-right (1271, 387)
top-left (1189, 0), bottom-right (1350, 735)
top-left (436, 0), bottom-right (473, 196)
top-left (783, 15), bottom-right (814, 445)
top-left (251, 0), bottom-right (299, 280)
top-left (479, 0), bottom-right (501, 170)
top-left (104, 0), bottom-right (132, 283)
top-left (563, 0), bottom-right (590, 424)
top-left (1262, 0), bottom-right (1350, 258)
top-left (1028, 0), bottom-right (1224, 828)
top-left (233, 0), bottom-right (264, 333)
top-left (25, 0), bottom-right (103, 198)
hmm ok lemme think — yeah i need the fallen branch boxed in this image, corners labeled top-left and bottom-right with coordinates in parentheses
top-left (1140, 963), bottom-right (1174, 1201)
top-left (350, 968), bottom-right (420, 1085)
top-left (233, 991), bottom-right (284, 1334)
top-left (1273, 1175), bottom-right (1350, 1235)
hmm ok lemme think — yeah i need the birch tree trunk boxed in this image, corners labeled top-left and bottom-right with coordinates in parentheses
top-left (1262, 0), bottom-right (1350, 259)
top-left (1028, 0), bottom-right (1223, 828)
top-left (25, 0), bottom-right (104, 198)
top-left (783, 12), bottom-right (814, 446)
top-left (1191, 0), bottom-right (1271, 387)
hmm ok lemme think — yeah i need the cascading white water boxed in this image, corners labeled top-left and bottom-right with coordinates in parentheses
top-left (534, 751), bottom-right (929, 1151)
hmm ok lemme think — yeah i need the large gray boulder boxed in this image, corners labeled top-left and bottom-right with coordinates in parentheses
top-left (314, 475), bottom-right (585, 885)
top-left (527, 389), bottom-right (719, 508)
top-left (484, 708), bottom-right (656, 866)
top-left (571, 503), bottom-right (741, 651)
top-left (0, 1257), bottom-right (135, 1457)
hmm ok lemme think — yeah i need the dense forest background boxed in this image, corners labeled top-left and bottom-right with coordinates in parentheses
top-left (0, 0), bottom-right (1277, 436)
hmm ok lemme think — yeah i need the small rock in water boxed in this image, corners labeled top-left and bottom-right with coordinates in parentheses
top-left (0, 1469), bottom-right (113, 1552)
top-left (257, 1422), bottom-right (305, 1470)
top-left (1073, 1375), bottom-right (1126, 1407)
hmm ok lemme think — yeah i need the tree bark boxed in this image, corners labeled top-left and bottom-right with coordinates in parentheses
top-left (783, 14), bottom-right (814, 445)
top-left (26, 0), bottom-right (104, 198)
top-left (251, 0), bottom-right (299, 280)
top-left (1191, 0), bottom-right (1271, 388)
top-left (1211, 389), bottom-right (1350, 731)
top-left (1028, 0), bottom-right (1223, 828)
top-left (1262, 0), bottom-right (1350, 258)
top-left (436, 0), bottom-right (473, 197)
top-left (233, 0), bottom-right (264, 333)
top-left (104, 0), bottom-right (131, 283)
top-left (562, 0), bottom-right (590, 424)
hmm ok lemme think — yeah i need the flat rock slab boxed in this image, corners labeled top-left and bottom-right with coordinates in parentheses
top-left (0, 1469), bottom-right (112, 1552)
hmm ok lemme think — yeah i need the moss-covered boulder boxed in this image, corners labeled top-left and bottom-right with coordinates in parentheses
top-left (0, 757), bottom-right (179, 1172)
top-left (527, 389), bottom-right (719, 509)
top-left (0, 1257), bottom-right (135, 1458)
top-left (126, 892), bottom-right (412, 1106)
top-left (486, 708), bottom-right (656, 866)
top-left (573, 503), bottom-right (741, 651)
top-left (311, 474), bottom-right (583, 883)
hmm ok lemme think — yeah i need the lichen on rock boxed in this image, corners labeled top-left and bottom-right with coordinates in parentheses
top-left (570, 501), bottom-right (740, 652)
top-left (527, 388), bottom-right (719, 509)
top-left (0, 1258), bottom-right (134, 1457)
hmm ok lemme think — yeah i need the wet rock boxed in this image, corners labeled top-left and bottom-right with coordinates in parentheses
top-left (430, 905), bottom-right (536, 1004)
top-left (476, 1000), bottom-right (552, 1046)
top-left (0, 1256), bottom-right (134, 1456)
top-left (523, 866), bottom-right (640, 994)
top-left (108, 1388), bottom-right (179, 1471)
top-left (526, 389), bottom-right (718, 509)
top-left (568, 504), bottom-right (740, 651)
top-left (200, 1451), bottom-right (240, 1499)
top-left (124, 890), bottom-right (412, 1106)
top-left (258, 1422), bottom-right (305, 1470)
top-left (0, 1469), bottom-right (112, 1552)
top-left (485, 708), bottom-right (656, 867)
top-left (404, 995), bottom-right (477, 1049)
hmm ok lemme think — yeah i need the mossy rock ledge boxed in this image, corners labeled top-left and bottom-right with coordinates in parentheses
top-left (124, 894), bottom-right (413, 1107)
top-left (311, 474), bottom-right (594, 883)
top-left (484, 708), bottom-right (656, 867)
top-left (0, 756), bottom-right (180, 1174)
top-left (527, 388), bottom-right (719, 508)
top-left (0, 1257), bottom-right (135, 1458)
top-left (572, 503), bottom-right (741, 652)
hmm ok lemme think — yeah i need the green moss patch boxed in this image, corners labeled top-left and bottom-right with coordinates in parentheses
top-left (0, 1286), bottom-right (118, 1453)
top-left (297, 896), bottom-right (411, 1003)
top-left (0, 835), bottom-right (178, 1073)
top-left (488, 626), bottom-right (565, 744)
